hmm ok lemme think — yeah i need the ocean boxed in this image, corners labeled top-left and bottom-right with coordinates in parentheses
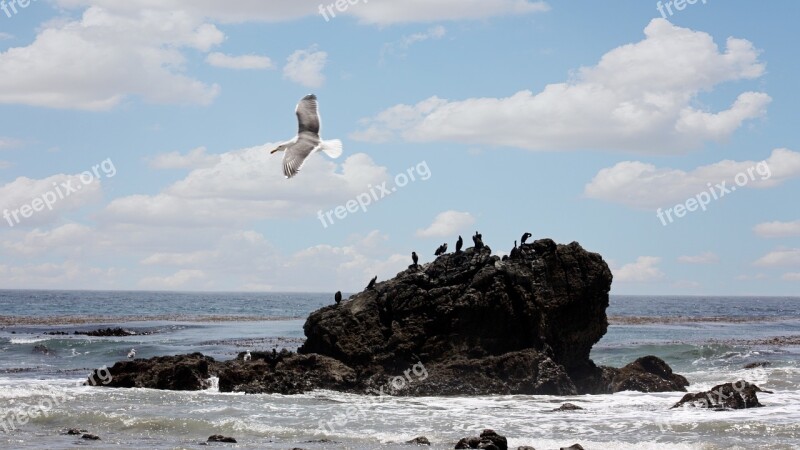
top-left (1, 291), bottom-right (798, 449)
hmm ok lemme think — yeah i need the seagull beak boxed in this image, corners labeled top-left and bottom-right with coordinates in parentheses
top-left (270, 148), bottom-right (279, 154)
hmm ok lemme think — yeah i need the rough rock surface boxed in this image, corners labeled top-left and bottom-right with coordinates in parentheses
top-left (93, 353), bottom-right (217, 390)
top-left (671, 380), bottom-right (772, 410)
top-left (90, 239), bottom-right (689, 396)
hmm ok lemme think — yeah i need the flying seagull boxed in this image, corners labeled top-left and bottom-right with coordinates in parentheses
top-left (270, 94), bottom-right (343, 178)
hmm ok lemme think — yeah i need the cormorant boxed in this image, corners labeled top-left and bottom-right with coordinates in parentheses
top-left (472, 231), bottom-right (484, 249)
top-left (334, 290), bottom-right (342, 305)
top-left (434, 243), bottom-right (448, 256)
top-left (455, 235), bottom-right (463, 253)
top-left (412, 251), bottom-right (419, 266)
top-left (367, 276), bottom-right (377, 290)
top-left (521, 232), bottom-right (532, 244)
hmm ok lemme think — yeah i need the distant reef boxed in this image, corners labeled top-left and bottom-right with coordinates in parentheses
top-left (90, 239), bottom-right (690, 396)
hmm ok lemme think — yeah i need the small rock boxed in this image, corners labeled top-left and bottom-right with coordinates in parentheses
top-left (207, 434), bottom-right (237, 443)
top-left (552, 402), bottom-right (583, 411)
top-left (744, 362), bottom-right (770, 369)
top-left (407, 436), bottom-right (431, 445)
top-left (560, 445), bottom-right (584, 450)
top-left (479, 429), bottom-right (507, 450)
top-left (63, 428), bottom-right (87, 435)
top-left (517, 447), bottom-right (536, 450)
top-left (81, 434), bottom-right (101, 440)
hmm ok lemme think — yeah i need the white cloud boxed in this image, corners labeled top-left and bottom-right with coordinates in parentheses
top-left (0, 173), bottom-right (104, 227)
top-left (135, 229), bottom-right (407, 291)
top-left (381, 25), bottom-right (446, 60)
top-left (104, 144), bottom-right (388, 227)
top-left (148, 147), bottom-right (221, 170)
top-left (0, 7), bottom-right (222, 110)
top-left (0, 260), bottom-right (121, 289)
top-left (283, 47), bottom-right (327, 88)
top-left (754, 220), bottom-right (800, 238)
top-left (54, 0), bottom-right (549, 25)
top-left (206, 52), bottom-right (273, 70)
top-left (584, 148), bottom-right (800, 209)
top-left (782, 273), bottom-right (800, 281)
top-left (754, 249), bottom-right (800, 267)
top-left (415, 210), bottom-right (475, 238)
top-left (613, 256), bottom-right (665, 283)
top-left (1, 223), bottom-right (94, 256)
top-left (0, 32), bottom-right (12, 41)
top-left (353, 19), bottom-right (769, 153)
top-left (678, 252), bottom-right (719, 264)
top-left (139, 269), bottom-right (208, 290)
top-left (0, 138), bottom-right (22, 149)
top-left (736, 273), bottom-right (767, 281)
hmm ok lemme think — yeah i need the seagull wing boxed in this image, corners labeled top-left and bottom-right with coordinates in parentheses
top-left (296, 94), bottom-right (320, 135)
top-left (282, 134), bottom-right (320, 178)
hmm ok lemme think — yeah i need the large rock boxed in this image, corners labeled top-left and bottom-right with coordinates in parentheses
top-left (89, 238), bottom-right (689, 397)
top-left (301, 241), bottom-right (611, 372)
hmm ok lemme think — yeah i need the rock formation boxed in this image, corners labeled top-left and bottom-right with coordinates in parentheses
top-left (89, 239), bottom-right (689, 396)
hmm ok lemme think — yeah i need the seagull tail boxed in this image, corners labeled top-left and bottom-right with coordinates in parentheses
top-left (319, 139), bottom-right (343, 159)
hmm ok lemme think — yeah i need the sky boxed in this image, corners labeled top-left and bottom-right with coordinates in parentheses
top-left (0, 0), bottom-right (798, 295)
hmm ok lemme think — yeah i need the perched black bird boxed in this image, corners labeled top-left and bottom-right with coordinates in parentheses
top-left (510, 240), bottom-right (520, 259)
top-left (434, 243), bottom-right (448, 256)
top-left (472, 231), bottom-right (484, 249)
top-left (521, 232), bottom-right (532, 244)
top-left (367, 276), bottom-right (377, 290)
top-left (334, 290), bottom-right (342, 305)
top-left (455, 235), bottom-right (463, 253)
top-left (412, 251), bottom-right (419, 266)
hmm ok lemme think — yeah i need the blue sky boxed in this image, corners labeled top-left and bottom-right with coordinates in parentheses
top-left (0, 0), bottom-right (798, 294)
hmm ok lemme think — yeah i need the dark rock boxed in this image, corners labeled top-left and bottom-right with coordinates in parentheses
top-left (407, 436), bottom-right (431, 445)
top-left (744, 361), bottom-right (770, 369)
top-left (81, 327), bottom-right (136, 337)
top-left (81, 434), bottom-right (100, 440)
top-left (517, 447), bottom-right (536, 450)
top-left (560, 445), bottom-right (584, 450)
top-left (552, 402), bottom-right (583, 411)
top-left (454, 431), bottom-right (507, 450)
top-left (672, 380), bottom-right (772, 410)
top-left (63, 428), bottom-right (87, 435)
top-left (604, 356), bottom-right (689, 393)
top-left (90, 353), bottom-right (218, 390)
top-left (32, 344), bottom-right (53, 355)
top-left (207, 434), bottom-right (237, 443)
top-left (479, 429), bottom-right (507, 450)
top-left (89, 238), bottom-right (688, 397)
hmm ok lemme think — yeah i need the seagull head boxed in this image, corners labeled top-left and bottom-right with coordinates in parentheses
top-left (270, 144), bottom-right (286, 154)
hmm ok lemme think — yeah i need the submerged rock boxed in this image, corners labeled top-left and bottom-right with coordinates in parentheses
top-left (207, 434), bottom-right (237, 443)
